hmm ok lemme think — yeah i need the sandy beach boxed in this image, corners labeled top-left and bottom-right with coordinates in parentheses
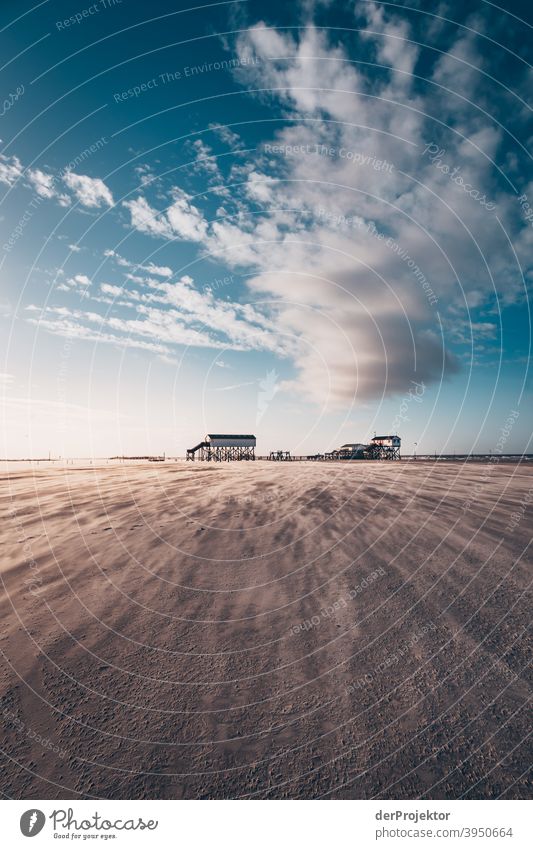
top-left (1, 460), bottom-right (531, 799)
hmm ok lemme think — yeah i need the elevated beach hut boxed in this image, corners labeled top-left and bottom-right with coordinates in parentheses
top-left (366, 435), bottom-right (401, 460)
top-left (187, 434), bottom-right (256, 461)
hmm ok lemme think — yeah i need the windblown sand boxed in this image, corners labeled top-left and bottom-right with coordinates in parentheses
top-left (1, 460), bottom-right (531, 799)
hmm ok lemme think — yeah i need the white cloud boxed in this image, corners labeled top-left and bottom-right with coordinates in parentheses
top-left (177, 13), bottom-right (518, 404)
top-left (190, 139), bottom-right (220, 176)
top-left (57, 273), bottom-right (92, 293)
top-left (63, 171), bottom-right (114, 207)
top-left (166, 188), bottom-right (208, 242)
top-left (209, 123), bottom-right (244, 150)
top-left (236, 23), bottom-right (366, 122)
top-left (134, 163), bottom-right (156, 186)
top-left (100, 283), bottom-right (123, 297)
top-left (360, 1), bottom-right (419, 81)
top-left (143, 262), bottom-right (172, 278)
top-left (123, 196), bottom-right (174, 238)
top-left (246, 171), bottom-right (277, 203)
top-left (27, 168), bottom-right (56, 198)
top-left (103, 248), bottom-right (172, 278)
top-left (0, 154), bottom-right (23, 186)
top-left (71, 274), bottom-right (91, 287)
top-left (125, 190), bottom-right (210, 243)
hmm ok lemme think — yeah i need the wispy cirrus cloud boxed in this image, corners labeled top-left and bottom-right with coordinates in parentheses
top-left (103, 248), bottom-right (173, 278)
top-left (11, 0), bottom-right (532, 413)
top-left (31, 266), bottom-right (295, 361)
top-left (115, 3), bottom-right (529, 405)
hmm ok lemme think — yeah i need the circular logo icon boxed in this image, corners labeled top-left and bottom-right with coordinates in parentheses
top-left (20, 810), bottom-right (46, 837)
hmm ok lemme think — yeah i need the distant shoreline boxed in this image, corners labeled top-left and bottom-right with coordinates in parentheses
top-left (2, 454), bottom-right (533, 464)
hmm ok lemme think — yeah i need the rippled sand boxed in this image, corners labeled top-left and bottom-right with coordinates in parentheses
top-left (1, 460), bottom-right (531, 799)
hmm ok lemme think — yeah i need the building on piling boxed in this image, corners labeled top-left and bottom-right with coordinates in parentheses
top-left (333, 436), bottom-right (401, 460)
top-left (366, 435), bottom-right (401, 459)
top-left (337, 443), bottom-right (367, 459)
top-left (186, 434), bottom-right (256, 461)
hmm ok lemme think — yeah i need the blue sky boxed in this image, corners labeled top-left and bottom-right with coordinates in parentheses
top-left (0, 0), bottom-right (531, 456)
